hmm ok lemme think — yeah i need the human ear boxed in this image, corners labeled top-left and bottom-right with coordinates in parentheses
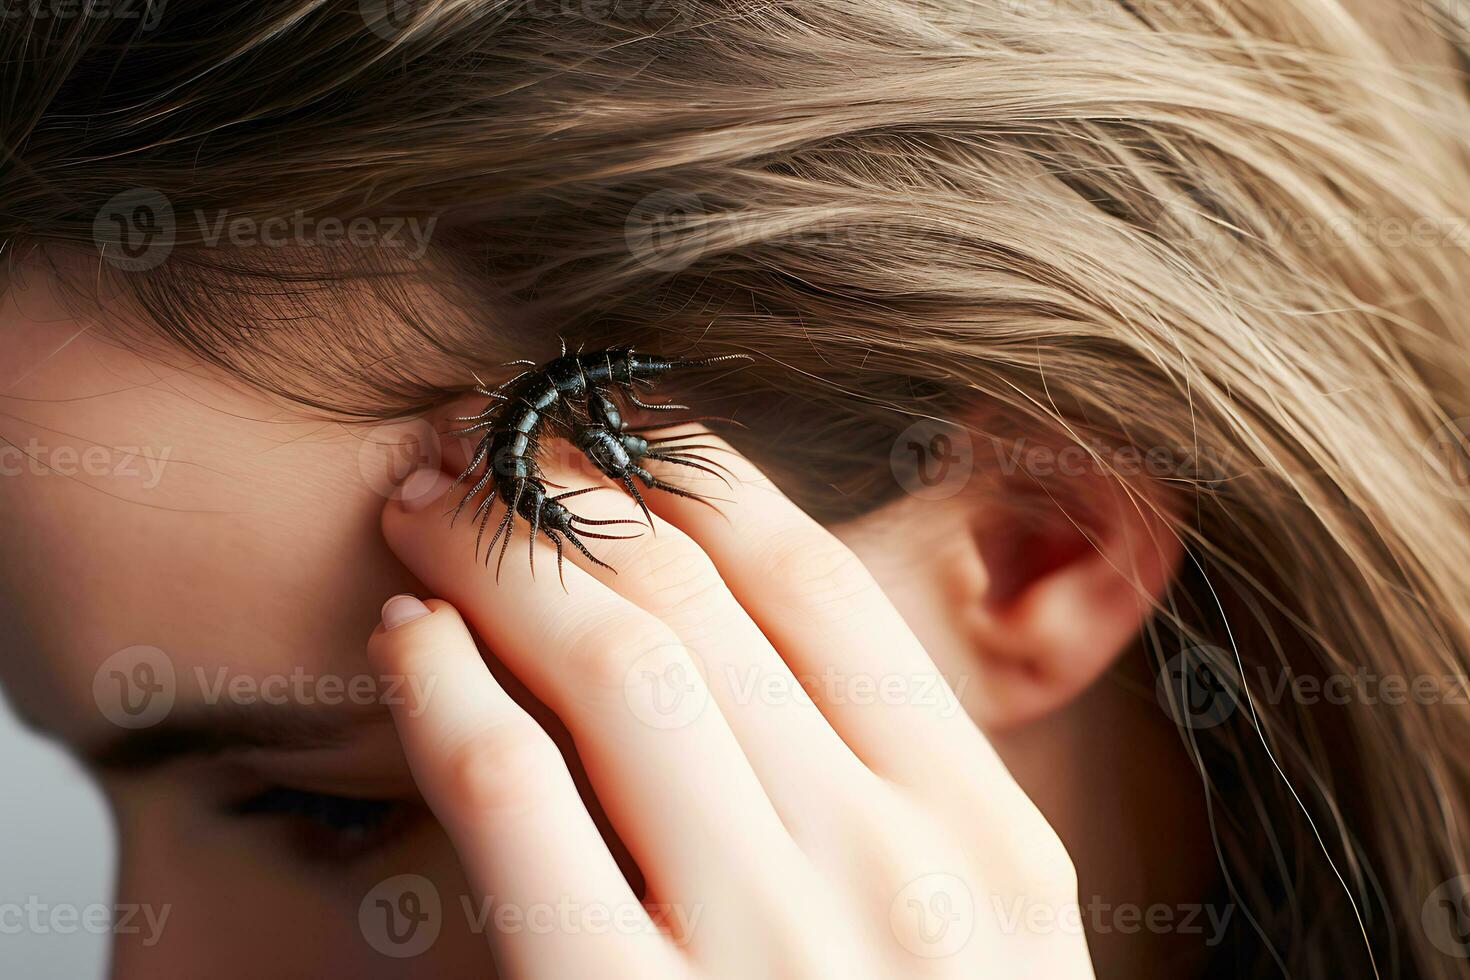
top-left (963, 468), bottom-right (1182, 729)
top-left (838, 441), bottom-right (1182, 731)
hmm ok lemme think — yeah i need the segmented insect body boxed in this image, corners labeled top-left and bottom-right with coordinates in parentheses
top-left (450, 346), bottom-right (748, 582)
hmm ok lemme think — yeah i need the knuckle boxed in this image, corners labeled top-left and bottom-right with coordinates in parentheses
top-left (1020, 827), bottom-right (1080, 898)
top-left (630, 533), bottom-right (724, 609)
top-left (986, 809), bottom-right (1079, 898)
top-left (763, 530), bottom-right (876, 611)
top-left (368, 604), bottom-right (458, 675)
top-left (442, 722), bottom-right (566, 814)
top-left (564, 611), bottom-right (688, 693)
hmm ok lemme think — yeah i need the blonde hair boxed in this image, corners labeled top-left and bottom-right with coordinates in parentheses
top-left (7, 2), bottom-right (1470, 976)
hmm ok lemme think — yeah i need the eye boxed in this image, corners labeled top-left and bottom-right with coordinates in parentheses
top-left (226, 787), bottom-right (417, 865)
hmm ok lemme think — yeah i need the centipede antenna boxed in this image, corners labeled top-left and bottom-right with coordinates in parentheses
top-left (558, 335), bottom-right (567, 357)
top-left (671, 353), bottom-right (755, 368)
top-left (629, 392), bottom-right (690, 412)
top-left (503, 359), bottom-right (537, 367)
top-left (628, 415), bottom-right (746, 433)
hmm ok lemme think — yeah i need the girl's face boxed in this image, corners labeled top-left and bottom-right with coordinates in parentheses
top-left (0, 288), bottom-right (490, 973)
top-left (0, 275), bottom-right (1210, 977)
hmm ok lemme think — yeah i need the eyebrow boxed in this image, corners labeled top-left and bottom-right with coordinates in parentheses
top-left (79, 701), bottom-right (391, 773)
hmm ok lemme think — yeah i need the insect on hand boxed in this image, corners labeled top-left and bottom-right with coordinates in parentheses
top-left (446, 344), bottom-right (751, 585)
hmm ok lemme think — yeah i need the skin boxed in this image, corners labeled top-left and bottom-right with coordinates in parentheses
top-left (0, 272), bottom-right (1215, 977)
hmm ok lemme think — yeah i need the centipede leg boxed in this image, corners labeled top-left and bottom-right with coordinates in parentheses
top-left (560, 527), bottom-right (618, 573)
top-left (448, 448), bottom-right (494, 524)
top-left (645, 451), bottom-right (735, 488)
top-left (545, 529), bottom-right (569, 591)
top-left (484, 505), bottom-right (514, 566)
top-left (473, 490), bottom-right (500, 555)
top-left (452, 397), bottom-right (507, 421)
top-left (496, 479), bottom-right (527, 581)
top-left (528, 493), bottom-right (542, 578)
top-left (631, 464), bottom-right (731, 511)
top-left (619, 475), bottom-right (656, 532)
top-left (646, 443), bottom-right (735, 476)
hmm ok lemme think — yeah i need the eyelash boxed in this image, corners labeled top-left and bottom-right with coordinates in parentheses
top-left (227, 787), bottom-right (414, 865)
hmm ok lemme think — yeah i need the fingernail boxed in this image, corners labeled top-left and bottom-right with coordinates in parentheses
top-left (382, 594), bottom-right (431, 630)
top-left (399, 467), bottom-right (454, 513)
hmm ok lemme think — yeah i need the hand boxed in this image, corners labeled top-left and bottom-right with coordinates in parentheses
top-left (366, 425), bottom-right (1094, 979)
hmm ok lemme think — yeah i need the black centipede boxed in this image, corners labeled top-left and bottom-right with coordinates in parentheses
top-left (447, 342), bottom-right (751, 584)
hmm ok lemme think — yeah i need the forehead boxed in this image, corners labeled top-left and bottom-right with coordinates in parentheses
top-left (0, 277), bottom-right (430, 748)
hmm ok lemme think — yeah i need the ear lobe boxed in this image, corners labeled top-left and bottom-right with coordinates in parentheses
top-left (967, 482), bottom-right (1182, 730)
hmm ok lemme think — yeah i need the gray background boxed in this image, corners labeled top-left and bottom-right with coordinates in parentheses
top-left (0, 688), bottom-right (113, 979)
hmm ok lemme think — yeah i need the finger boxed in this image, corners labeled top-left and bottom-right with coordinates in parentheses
top-left (381, 470), bottom-right (807, 958)
top-left (367, 595), bottom-right (675, 978)
top-left (524, 474), bottom-right (875, 841)
top-left (630, 427), bottom-right (997, 788)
